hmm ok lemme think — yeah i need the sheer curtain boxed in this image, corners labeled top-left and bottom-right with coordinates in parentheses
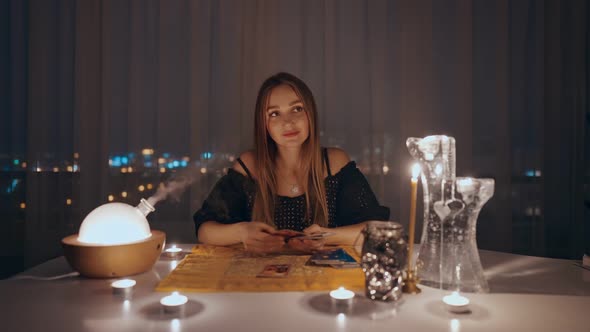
top-left (1, 0), bottom-right (588, 273)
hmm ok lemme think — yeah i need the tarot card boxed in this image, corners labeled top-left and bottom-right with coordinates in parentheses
top-left (274, 229), bottom-right (336, 241)
top-left (256, 264), bottom-right (292, 278)
top-left (308, 248), bottom-right (359, 267)
top-left (293, 232), bottom-right (335, 241)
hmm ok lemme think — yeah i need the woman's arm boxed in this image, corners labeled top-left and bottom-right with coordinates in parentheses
top-left (302, 222), bottom-right (367, 246)
top-left (198, 220), bottom-right (286, 253)
top-left (324, 222), bottom-right (367, 245)
top-left (197, 221), bottom-right (245, 245)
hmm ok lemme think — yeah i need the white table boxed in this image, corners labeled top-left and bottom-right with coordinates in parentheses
top-left (1, 244), bottom-right (589, 332)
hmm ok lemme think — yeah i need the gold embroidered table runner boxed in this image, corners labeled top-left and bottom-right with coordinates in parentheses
top-left (155, 245), bottom-right (365, 292)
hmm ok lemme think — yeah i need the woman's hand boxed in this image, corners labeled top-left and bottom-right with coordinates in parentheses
top-left (303, 224), bottom-right (326, 235)
top-left (239, 221), bottom-right (285, 254)
top-left (286, 224), bottom-right (327, 253)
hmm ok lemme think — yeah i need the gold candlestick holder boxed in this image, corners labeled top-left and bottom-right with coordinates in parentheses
top-left (403, 268), bottom-right (421, 294)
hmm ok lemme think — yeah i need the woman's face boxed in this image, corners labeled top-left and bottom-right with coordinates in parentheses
top-left (265, 84), bottom-right (310, 149)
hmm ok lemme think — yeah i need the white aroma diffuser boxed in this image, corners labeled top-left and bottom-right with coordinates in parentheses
top-left (62, 198), bottom-right (166, 278)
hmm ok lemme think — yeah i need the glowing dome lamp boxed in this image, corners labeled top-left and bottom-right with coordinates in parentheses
top-left (77, 201), bottom-right (153, 245)
top-left (62, 198), bottom-right (166, 278)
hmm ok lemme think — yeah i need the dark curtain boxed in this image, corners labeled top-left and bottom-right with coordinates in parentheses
top-left (0, 0), bottom-right (588, 275)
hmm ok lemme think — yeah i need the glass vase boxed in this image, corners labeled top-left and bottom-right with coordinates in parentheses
top-left (406, 135), bottom-right (456, 290)
top-left (406, 135), bottom-right (493, 293)
top-left (448, 177), bottom-right (494, 292)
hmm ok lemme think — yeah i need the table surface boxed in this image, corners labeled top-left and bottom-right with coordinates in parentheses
top-left (1, 244), bottom-right (589, 332)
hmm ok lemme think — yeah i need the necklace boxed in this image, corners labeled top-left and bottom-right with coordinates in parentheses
top-left (277, 170), bottom-right (301, 195)
top-left (290, 183), bottom-right (301, 195)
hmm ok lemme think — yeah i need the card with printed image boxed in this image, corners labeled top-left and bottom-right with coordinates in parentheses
top-left (308, 248), bottom-right (359, 268)
top-left (256, 264), bottom-right (292, 278)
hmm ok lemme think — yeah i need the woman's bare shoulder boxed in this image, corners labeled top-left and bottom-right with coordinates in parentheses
top-left (232, 150), bottom-right (257, 178)
top-left (326, 147), bottom-right (351, 175)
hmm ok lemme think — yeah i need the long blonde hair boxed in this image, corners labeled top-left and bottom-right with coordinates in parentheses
top-left (252, 72), bottom-right (328, 227)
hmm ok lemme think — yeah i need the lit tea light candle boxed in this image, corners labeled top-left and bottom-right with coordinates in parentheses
top-left (442, 291), bottom-right (470, 313)
top-left (165, 245), bottom-right (182, 258)
top-left (160, 291), bottom-right (188, 314)
top-left (330, 287), bottom-right (354, 310)
top-left (111, 279), bottom-right (136, 297)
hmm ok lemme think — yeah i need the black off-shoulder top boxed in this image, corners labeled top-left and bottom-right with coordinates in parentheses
top-left (193, 149), bottom-right (390, 234)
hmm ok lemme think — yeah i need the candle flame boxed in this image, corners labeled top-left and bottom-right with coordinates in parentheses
top-left (411, 163), bottom-right (421, 179)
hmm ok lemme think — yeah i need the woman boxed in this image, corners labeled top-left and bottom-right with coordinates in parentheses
top-left (194, 72), bottom-right (389, 253)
